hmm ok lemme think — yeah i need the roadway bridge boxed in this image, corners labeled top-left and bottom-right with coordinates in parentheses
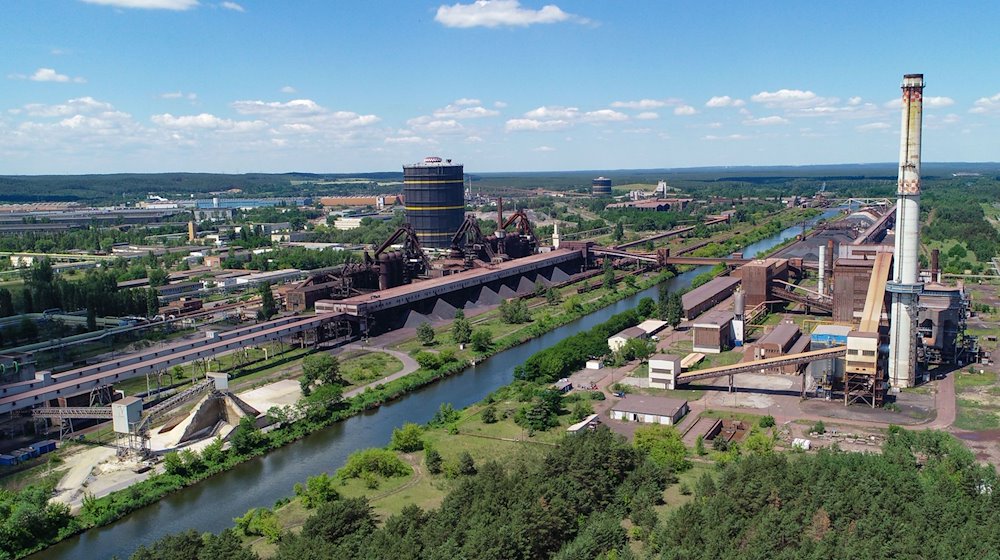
top-left (0, 313), bottom-right (346, 415)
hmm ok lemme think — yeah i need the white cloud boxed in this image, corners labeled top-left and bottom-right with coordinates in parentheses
top-left (856, 122), bottom-right (890, 132)
top-left (970, 92), bottom-right (1000, 114)
top-left (635, 112), bottom-right (659, 120)
top-left (151, 112), bottom-right (267, 131)
top-left (524, 105), bottom-right (578, 120)
top-left (384, 135), bottom-right (435, 145)
top-left (751, 89), bottom-right (831, 109)
top-left (673, 105), bottom-right (697, 116)
top-left (743, 116), bottom-right (789, 126)
top-left (406, 116), bottom-right (465, 134)
top-left (494, 101), bottom-right (508, 108)
top-left (533, 145), bottom-right (555, 152)
top-left (435, 0), bottom-right (588, 28)
top-left (582, 109), bottom-right (627, 122)
top-left (705, 95), bottom-right (745, 108)
top-left (221, 1), bottom-right (244, 11)
top-left (230, 98), bottom-right (380, 128)
top-left (22, 97), bottom-right (114, 117)
top-left (161, 91), bottom-right (197, 100)
top-left (611, 99), bottom-right (667, 109)
top-left (81, 0), bottom-right (200, 9)
top-left (433, 101), bottom-right (499, 119)
top-left (848, 96), bottom-right (863, 106)
top-left (280, 86), bottom-right (297, 94)
top-left (703, 134), bottom-right (749, 141)
top-left (925, 96), bottom-right (955, 108)
top-left (505, 118), bottom-right (571, 132)
top-left (16, 68), bottom-right (86, 83)
top-left (465, 135), bottom-right (484, 143)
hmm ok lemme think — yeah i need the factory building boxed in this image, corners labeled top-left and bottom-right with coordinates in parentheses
top-left (403, 157), bottom-right (465, 249)
top-left (691, 311), bottom-right (734, 354)
top-left (591, 177), bottom-right (613, 196)
top-left (681, 276), bottom-right (741, 320)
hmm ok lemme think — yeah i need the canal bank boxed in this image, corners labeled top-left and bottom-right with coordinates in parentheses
top-left (38, 208), bottom-right (841, 560)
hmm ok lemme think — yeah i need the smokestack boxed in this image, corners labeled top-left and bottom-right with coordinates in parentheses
top-left (887, 73), bottom-right (925, 389)
top-left (188, 220), bottom-right (196, 242)
top-left (826, 239), bottom-right (834, 291)
top-left (552, 222), bottom-right (561, 249)
top-left (818, 243), bottom-right (827, 296)
top-left (496, 197), bottom-right (505, 238)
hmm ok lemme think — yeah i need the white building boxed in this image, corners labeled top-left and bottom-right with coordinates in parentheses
top-left (610, 395), bottom-right (689, 425)
top-left (648, 354), bottom-right (682, 390)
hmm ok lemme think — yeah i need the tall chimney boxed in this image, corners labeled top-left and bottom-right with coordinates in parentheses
top-left (887, 73), bottom-right (925, 389)
top-left (818, 243), bottom-right (827, 296)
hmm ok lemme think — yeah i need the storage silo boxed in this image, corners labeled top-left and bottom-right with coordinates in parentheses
top-left (592, 176), bottom-right (612, 196)
top-left (403, 156), bottom-right (465, 248)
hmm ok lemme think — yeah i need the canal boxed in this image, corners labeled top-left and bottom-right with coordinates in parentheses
top-left (41, 208), bottom-right (840, 560)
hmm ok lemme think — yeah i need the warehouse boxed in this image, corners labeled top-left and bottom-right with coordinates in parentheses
top-left (692, 311), bottom-right (734, 354)
top-left (681, 276), bottom-right (741, 320)
top-left (611, 395), bottom-right (689, 425)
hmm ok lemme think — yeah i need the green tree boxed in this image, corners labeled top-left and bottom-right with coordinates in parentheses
top-left (146, 288), bottom-right (160, 316)
top-left (147, 267), bottom-right (169, 287)
top-left (0, 288), bottom-right (14, 317)
top-left (416, 322), bottom-right (435, 345)
top-left (633, 425), bottom-right (690, 472)
top-left (665, 291), bottom-right (683, 327)
top-left (534, 279), bottom-right (547, 297)
top-left (425, 447), bottom-right (443, 474)
top-left (636, 296), bottom-right (655, 319)
top-left (257, 282), bottom-right (277, 321)
top-left (545, 286), bottom-right (561, 306)
top-left (695, 434), bottom-right (706, 456)
top-left (613, 221), bottom-right (624, 242)
top-left (414, 351), bottom-right (441, 370)
top-left (471, 328), bottom-right (492, 352)
top-left (301, 353), bottom-right (340, 392)
top-left (230, 415), bottom-right (262, 455)
top-left (481, 404), bottom-right (498, 424)
top-left (294, 472), bottom-right (340, 509)
top-left (302, 498), bottom-right (375, 545)
top-left (499, 298), bottom-right (530, 324)
top-left (452, 309), bottom-right (472, 344)
top-left (390, 422), bottom-right (425, 452)
top-left (457, 451), bottom-right (476, 475)
top-left (759, 415), bottom-right (775, 428)
top-left (603, 265), bottom-right (615, 290)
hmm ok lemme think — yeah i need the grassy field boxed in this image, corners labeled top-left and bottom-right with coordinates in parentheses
top-left (955, 398), bottom-right (1000, 431)
top-left (655, 461), bottom-right (713, 521)
top-left (339, 351), bottom-right (404, 386)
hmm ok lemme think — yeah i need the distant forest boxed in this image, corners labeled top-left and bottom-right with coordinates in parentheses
top-left (1, 163), bottom-right (997, 204)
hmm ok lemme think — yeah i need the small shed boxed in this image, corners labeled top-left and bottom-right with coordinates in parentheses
top-left (611, 395), bottom-right (689, 425)
top-left (553, 378), bottom-right (573, 394)
top-left (585, 360), bottom-right (603, 370)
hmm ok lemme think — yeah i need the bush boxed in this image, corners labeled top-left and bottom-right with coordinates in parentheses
top-left (481, 405), bottom-right (498, 424)
top-left (811, 420), bottom-right (826, 435)
top-left (425, 448), bottom-right (443, 474)
top-left (417, 322), bottom-right (435, 345)
top-left (458, 451), bottom-right (477, 475)
top-left (338, 448), bottom-right (411, 479)
top-left (759, 415), bottom-right (775, 428)
top-left (294, 472), bottom-right (340, 508)
top-left (471, 328), bottom-right (493, 353)
top-left (390, 422), bottom-right (425, 453)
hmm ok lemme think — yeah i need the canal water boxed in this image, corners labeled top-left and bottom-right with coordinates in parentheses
top-left (41, 208), bottom-right (840, 560)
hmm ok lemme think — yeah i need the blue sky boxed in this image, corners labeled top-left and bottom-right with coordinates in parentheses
top-left (2, 0), bottom-right (998, 174)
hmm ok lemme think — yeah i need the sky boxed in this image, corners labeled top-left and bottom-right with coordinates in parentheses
top-left (1, 0), bottom-right (999, 175)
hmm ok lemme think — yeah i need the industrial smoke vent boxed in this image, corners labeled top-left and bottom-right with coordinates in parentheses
top-left (403, 156), bottom-right (465, 249)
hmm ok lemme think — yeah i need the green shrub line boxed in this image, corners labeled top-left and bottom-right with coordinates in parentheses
top-left (14, 267), bottom-right (679, 559)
